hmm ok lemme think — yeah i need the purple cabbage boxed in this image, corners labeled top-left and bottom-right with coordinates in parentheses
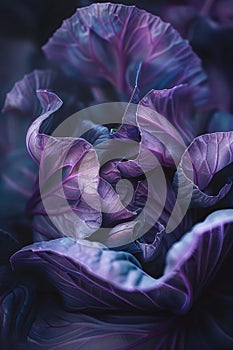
top-left (0, 3), bottom-right (232, 350)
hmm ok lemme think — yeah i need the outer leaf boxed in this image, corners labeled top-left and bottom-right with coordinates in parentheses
top-left (26, 90), bottom-right (102, 241)
top-left (1, 70), bottom-right (55, 154)
top-left (9, 235), bottom-right (233, 350)
top-left (3, 70), bottom-right (55, 117)
top-left (136, 92), bottom-right (188, 168)
top-left (43, 3), bottom-right (208, 104)
top-left (89, 220), bottom-right (143, 248)
top-left (138, 85), bottom-right (196, 143)
top-left (18, 297), bottom-right (172, 350)
top-left (26, 90), bottom-right (63, 164)
top-left (11, 210), bottom-right (233, 315)
top-left (0, 71), bottom-right (54, 223)
top-left (100, 160), bottom-right (122, 185)
top-left (30, 136), bottom-right (102, 242)
top-left (116, 86), bottom-right (193, 175)
top-left (124, 174), bottom-right (192, 277)
top-left (0, 281), bottom-right (37, 350)
top-left (174, 132), bottom-right (233, 207)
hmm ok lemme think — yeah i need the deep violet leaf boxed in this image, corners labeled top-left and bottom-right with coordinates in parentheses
top-left (30, 136), bottom-right (102, 242)
top-left (98, 178), bottom-right (135, 227)
top-left (136, 222), bottom-right (166, 262)
top-left (101, 157), bottom-right (191, 254)
top-left (123, 174), bottom-right (192, 277)
top-left (116, 87), bottom-right (192, 176)
top-left (3, 70), bottom-right (55, 117)
top-left (138, 85), bottom-right (196, 143)
top-left (131, 174), bottom-right (190, 234)
top-left (80, 121), bottom-right (110, 146)
top-left (89, 220), bottom-right (143, 249)
top-left (43, 3), bottom-right (208, 104)
top-left (26, 90), bottom-right (103, 241)
top-left (136, 92), bottom-right (188, 168)
top-left (0, 280), bottom-right (37, 350)
top-left (46, 100), bottom-right (139, 167)
top-left (27, 91), bottom-right (141, 243)
top-left (18, 297), bottom-right (173, 350)
top-left (0, 71), bottom-right (56, 222)
top-left (174, 132), bottom-right (233, 207)
top-left (11, 209), bottom-right (233, 315)
top-left (0, 70), bottom-right (55, 153)
top-left (13, 241), bottom-right (233, 350)
top-left (0, 229), bottom-right (28, 347)
top-left (26, 90), bottom-right (63, 164)
top-left (17, 280), bottom-right (233, 350)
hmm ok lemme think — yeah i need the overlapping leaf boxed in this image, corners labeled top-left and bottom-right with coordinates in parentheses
top-left (174, 132), bottom-right (233, 207)
top-left (11, 210), bottom-right (233, 315)
top-left (43, 3), bottom-right (208, 104)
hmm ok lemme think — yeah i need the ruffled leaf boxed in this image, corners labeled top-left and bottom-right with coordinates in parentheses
top-left (124, 174), bottom-right (192, 277)
top-left (0, 71), bottom-right (55, 224)
top-left (3, 70), bottom-right (55, 116)
top-left (11, 209), bottom-right (233, 315)
top-left (26, 91), bottom-right (102, 241)
top-left (116, 86), bottom-right (193, 175)
top-left (19, 297), bottom-right (171, 350)
top-left (174, 132), bottom-right (233, 207)
top-left (0, 280), bottom-right (37, 350)
top-left (13, 250), bottom-right (233, 350)
top-left (1, 70), bottom-right (55, 154)
top-left (136, 91), bottom-right (188, 168)
top-left (139, 85), bottom-right (196, 143)
top-left (43, 3), bottom-right (208, 104)
top-left (30, 135), bottom-right (102, 241)
top-left (26, 90), bottom-right (63, 164)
